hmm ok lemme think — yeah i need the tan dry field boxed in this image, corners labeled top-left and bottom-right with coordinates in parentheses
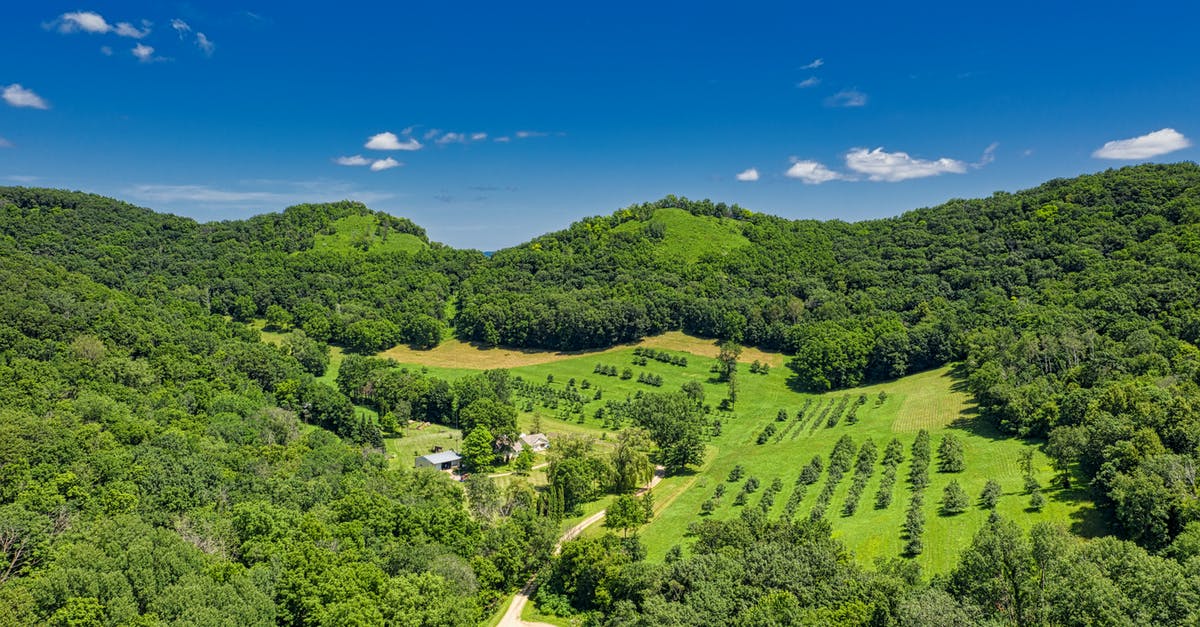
top-left (380, 330), bottom-right (786, 370)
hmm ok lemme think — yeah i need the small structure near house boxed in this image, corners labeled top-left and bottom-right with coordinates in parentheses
top-left (415, 450), bottom-right (462, 471)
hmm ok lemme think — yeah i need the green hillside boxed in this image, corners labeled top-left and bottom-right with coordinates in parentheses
top-left (608, 206), bottom-right (750, 263)
top-left (311, 213), bottom-right (428, 255)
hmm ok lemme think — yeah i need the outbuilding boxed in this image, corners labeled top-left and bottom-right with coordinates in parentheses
top-left (415, 450), bottom-right (462, 471)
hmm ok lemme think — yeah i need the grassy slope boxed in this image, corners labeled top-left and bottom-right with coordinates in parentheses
top-left (310, 214), bottom-right (426, 255)
top-left (383, 337), bottom-right (1102, 575)
top-left (609, 207), bottom-right (750, 263)
top-left (255, 320), bottom-right (1099, 576)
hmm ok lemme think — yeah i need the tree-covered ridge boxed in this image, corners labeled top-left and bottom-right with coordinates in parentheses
top-left (0, 243), bottom-right (555, 625)
top-left (0, 188), bottom-right (483, 352)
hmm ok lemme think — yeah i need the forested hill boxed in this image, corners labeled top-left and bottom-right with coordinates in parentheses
top-left (0, 188), bottom-right (484, 352)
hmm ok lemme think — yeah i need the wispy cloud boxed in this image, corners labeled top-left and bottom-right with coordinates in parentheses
top-left (735, 168), bottom-right (760, 182)
top-left (100, 45), bottom-right (113, 56)
top-left (515, 130), bottom-right (548, 139)
top-left (124, 180), bottom-right (396, 207)
top-left (785, 159), bottom-right (843, 184)
top-left (196, 33), bottom-right (215, 56)
top-left (2, 84), bottom-right (49, 109)
top-left (171, 19), bottom-right (191, 37)
top-left (437, 132), bottom-right (466, 145)
top-left (796, 77), bottom-right (820, 88)
top-left (973, 142), bottom-right (998, 168)
top-left (470, 132), bottom-right (487, 141)
top-left (825, 89), bottom-right (867, 107)
top-left (369, 157), bottom-right (402, 171)
top-left (114, 21), bottom-right (151, 38)
top-left (335, 155), bottom-right (371, 166)
top-left (1093, 128), bottom-right (1191, 160)
top-left (51, 11), bottom-right (149, 38)
top-left (365, 131), bottom-right (423, 151)
top-left (844, 147), bottom-right (966, 182)
top-left (494, 136), bottom-right (511, 143)
top-left (0, 137), bottom-right (12, 148)
top-left (801, 58), bottom-right (824, 70)
top-left (4, 175), bottom-right (39, 183)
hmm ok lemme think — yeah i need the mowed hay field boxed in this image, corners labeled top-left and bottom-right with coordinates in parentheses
top-left (381, 333), bottom-right (1101, 574)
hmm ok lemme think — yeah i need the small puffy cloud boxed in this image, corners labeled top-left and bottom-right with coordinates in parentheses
top-left (471, 132), bottom-right (487, 141)
top-left (796, 77), bottom-right (820, 88)
top-left (365, 132), bottom-right (423, 151)
top-left (132, 43), bottom-right (159, 62)
top-left (785, 159), bottom-right (843, 184)
top-left (801, 58), bottom-right (824, 69)
top-left (1092, 128), bottom-right (1191, 160)
top-left (171, 19), bottom-right (191, 36)
top-left (437, 132), bottom-right (466, 145)
top-left (335, 155), bottom-right (371, 166)
top-left (845, 147), bottom-right (967, 182)
top-left (735, 168), bottom-right (760, 182)
top-left (3, 84), bottom-right (49, 109)
top-left (370, 157), bottom-right (402, 172)
top-left (54, 11), bottom-right (111, 34)
top-left (196, 33), bottom-right (215, 56)
top-left (826, 89), bottom-right (867, 107)
top-left (52, 12), bottom-right (149, 38)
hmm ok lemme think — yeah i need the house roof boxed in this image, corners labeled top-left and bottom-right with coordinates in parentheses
top-left (520, 433), bottom-right (549, 445)
top-left (419, 450), bottom-right (462, 464)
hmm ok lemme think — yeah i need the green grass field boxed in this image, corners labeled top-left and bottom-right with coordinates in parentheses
top-left (310, 214), bottom-right (427, 255)
top-left (252, 321), bottom-right (1104, 576)
top-left (381, 336), bottom-right (1106, 575)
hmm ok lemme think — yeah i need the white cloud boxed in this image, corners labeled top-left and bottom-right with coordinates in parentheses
top-left (494, 136), bottom-right (511, 143)
top-left (365, 132), bottom-right (423, 151)
top-left (735, 168), bottom-right (759, 182)
top-left (973, 142), bottom-right (998, 168)
top-left (171, 19), bottom-right (191, 36)
top-left (423, 128), bottom-right (442, 140)
top-left (796, 77), bottom-right (820, 88)
top-left (826, 89), bottom-right (867, 107)
top-left (124, 181), bottom-right (395, 207)
top-left (515, 130), bottom-right (547, 139)
top-left (114, 21), bottom-right (150, 39)
top-left (785, 159), bottom-right (843, 184)
top-left (100, 45), bottom-right (113, 56)
top-left (1092, 128), bottom-right (1191, 160)
top-left (801, 58), bottom-right (824, 70)
top-left (3, 84), bottom-right (49, 109)
top-left (0, 137), bottom-right (11, 148)
top-left (55, 11), bottom-right (111, 34)
top-left (335, 155), bottom-right (371, 166)
top-left (53, 12), bottom-right (149, 38)
top-left (471, 132), bottom-right (487, 141)
top-left (196, 33), bottom-right (215, 56)
top-left (844, 147), bottom-right (967, 182)
top-left (437, 132), bottom-right (466, 144)
top-left (132, 43), bottom-right (158, 62)
top-left (370, 157), bottom-right (402, 172)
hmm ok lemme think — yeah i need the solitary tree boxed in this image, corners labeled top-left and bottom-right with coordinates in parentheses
top-left (980, 479), bottom-right (1002, 509)
top-left (943, 480), bottom-right (970, 515)
top-left (938, 434), bottom-right (965, 473)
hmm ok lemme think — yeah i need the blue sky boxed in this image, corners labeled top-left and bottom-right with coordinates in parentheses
top-left (1, 1), bottom-right (1197, 249)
